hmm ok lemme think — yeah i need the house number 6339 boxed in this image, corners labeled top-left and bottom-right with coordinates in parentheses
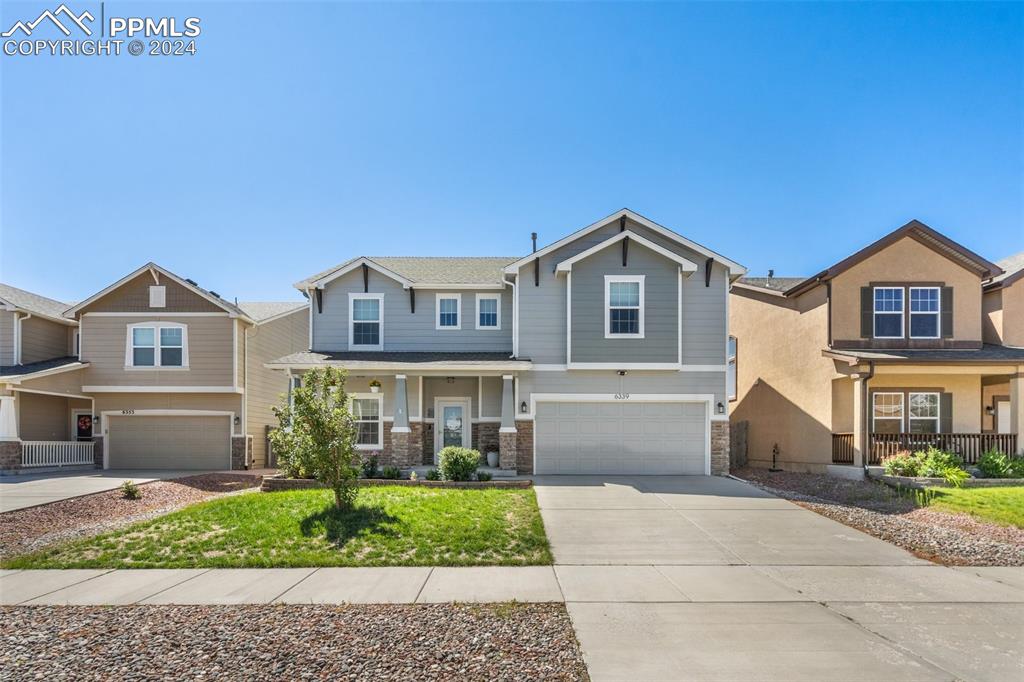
top-left (614, 393), bottom-right (630, 400)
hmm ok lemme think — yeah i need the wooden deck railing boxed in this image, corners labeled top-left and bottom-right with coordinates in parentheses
top-left (832, 433), bottom-right (1018, 465)
top-left (22, 441), bottom-right (95, 468)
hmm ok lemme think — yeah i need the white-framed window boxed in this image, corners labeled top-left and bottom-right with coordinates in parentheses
top-left (348, 293), bottom-right (384, 350)
top-left (288, 375), bottom-right (302, 411)
top-left (727, 336), bottom-right (737, 401)
top-left (149, 286), bottom-right (166, 308)
top-left (351, 394), bottom-right (383, 449)
top-left (125, 322), bottom-right (188, 368)
top-left (475, 293), bottom-right (501, 330)
top-left (908, 392), bottom-right (940, 434)
top-left (436, 293), bottom-right (461, 330)
top-left (872, 392), bottom-right (904, 434)
top-left (909, 287), bottom-right (940, 339)
top-left (73, 329), bottom-right (80, 359)
top-left (604, 275), bottom-right (645, 338)
top-left (873, 287), bottom-right (904, 339)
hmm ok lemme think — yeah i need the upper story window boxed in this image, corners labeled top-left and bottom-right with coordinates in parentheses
top-left (476, 293), bottom-right (501, 330)
top-left (436, 294), bottom-right (461, 330)
top-left (909, 287), bottom-right (940, 339)
top-left (126, 322), bottom-right (188, 368)
top-left (604, 275), bottom-right (645, 338)
top-left (873, 287), bottom-right (903, 338)
top-left (727, 336), bottom-right (737, 401)
top-left (351, 394), bottom-right (382, 449)
top-left (349, 293), bottom-right (383, 350)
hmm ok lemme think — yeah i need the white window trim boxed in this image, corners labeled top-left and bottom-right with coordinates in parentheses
top-left (436, 293), bottom-right (462, 331)
top-left (124, 322), bottom-right (189, 369)
top-left (908, 391), bottom-right (941, 433)
top-left (873, 286), bottom-right (904, 339)
top-left (604, 275), bottom-right (645, 339)
top-left (871, 392), bottom-right (904, 432)
top-left (348, 293), bottom-right (384, 351)
top-left (908, 287), bottom-right (941, 340)
top-left (350, 392), bottom-right (383, 450)
top-left (475, 293), bottom-right (501, 330)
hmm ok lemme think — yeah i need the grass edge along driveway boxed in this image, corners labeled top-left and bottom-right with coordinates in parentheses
top-left (4, 486), bottom-right (552, 569)
top-left (924, 485), bottom-right (1024, 528)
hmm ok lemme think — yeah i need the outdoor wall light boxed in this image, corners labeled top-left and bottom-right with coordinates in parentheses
top-left (985, 405), bottom-right (995, 415)
top-left (234, 416), bottom-right (241, 426)
top-left (520, 401), bottom-right (528, 413)
top-left (446, 376), bottom-right (455, 384)
top-left (716, 402), bottom-right (725, 415)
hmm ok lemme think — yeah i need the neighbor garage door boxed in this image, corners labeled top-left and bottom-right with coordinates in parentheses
top-left (107, 415), bottom-right (231, 469)
top-left (534, 401), bottom-right (707, 475)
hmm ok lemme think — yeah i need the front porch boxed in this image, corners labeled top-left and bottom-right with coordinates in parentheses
top-left (0, 388), bottom-right (97, 471)
top-left (832, 431), bottom-right (1017, 465)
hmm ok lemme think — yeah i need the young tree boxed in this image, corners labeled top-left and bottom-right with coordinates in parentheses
top-left (270, 366), bottom-right (360, 510)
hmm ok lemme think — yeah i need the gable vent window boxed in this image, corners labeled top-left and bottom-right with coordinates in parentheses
top-left (149, 286), bottom-right (166, 308)
top-left (873, 287), bottom-right (903, 338)
top-left (909, 287), bottom-right (940, 339)
top-left (604, 275), bottom-right (645, 338)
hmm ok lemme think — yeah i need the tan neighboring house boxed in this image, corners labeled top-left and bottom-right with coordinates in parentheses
top-left (0, 264), bottom-right (307, 472)
top-left (730, 220), bottom-right (1023, 473)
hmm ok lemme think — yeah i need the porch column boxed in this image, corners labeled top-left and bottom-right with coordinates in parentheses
top-left (0, 394), bottom-right (22, 470)
top-left (498, 375), bottom-right (517, 470)
top-left (1011, 373), bottom-right (1024, 455)
top-left (852, 376), bottom-right (866, 468)
top-left (391, 375), bottom-right (411, 466)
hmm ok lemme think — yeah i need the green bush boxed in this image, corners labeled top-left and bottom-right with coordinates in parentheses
top-left (882, 446), bottom-right (968, 487)
top-left (361, 455), bottom-right (380, 479)
top-left (380, 465), bottom-right (402, 480)
top-left (977, 449), bottom-right (1024, 479)
top-left (425, 468), bottom-right (441, 481)
top-left (120, 480), bottom-right (142, 500)
top-left (477, 471), bottom-right (493, 482)
top-left (882, 451), bottom-right (918, 477)
top-left (437, 446), bottom-right (480, 482)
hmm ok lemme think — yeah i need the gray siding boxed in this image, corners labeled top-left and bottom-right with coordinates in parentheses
top-left (20, 316), bottom-right (71, 364)
top-left (570, 242), bottom-right (678, 363)
top-left (0, 311), bottom-right (14, 366)
top-left (312, 268), bottom-right (512, 353)
top-left (518, 369), bottom-right (726, 413)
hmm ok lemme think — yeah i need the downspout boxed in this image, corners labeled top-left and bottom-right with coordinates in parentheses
top-left (503, 274), bottom-right (518, 359)
top-left (14, 313), bottom-right (32, 365)
top-left (861, 360), bottom-right (875, 472)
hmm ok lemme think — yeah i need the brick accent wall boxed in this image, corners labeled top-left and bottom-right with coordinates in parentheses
top-left (92, 437), bottom-right (104, 468)
top-left (515, 420), bottom-right (533, 475)
top-left (711, 420), bottom-right (730, 475)
top-left (410, 422), bottom-right (424, 464)
top-left (472, 423), bottom-right (500, 457)
top-left (231, 436), bottom-right (247, 470)
top-left (499, 430), bottom-right (517, 470)
top-left (421, 423), bottom-right (434, 465)
top-left (0, 441), bottom-right (22, 470)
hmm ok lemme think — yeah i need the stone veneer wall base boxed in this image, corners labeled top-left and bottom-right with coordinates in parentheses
top-left (711, 420), bottom-right (730, 476)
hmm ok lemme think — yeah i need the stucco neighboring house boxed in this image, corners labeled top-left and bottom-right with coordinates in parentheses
top-left (0, 265), bottom-right (307, 472)
top-left (729, 220), bottom-right (1024, 474)
top-left (268, 209), bottom-right (744, 476)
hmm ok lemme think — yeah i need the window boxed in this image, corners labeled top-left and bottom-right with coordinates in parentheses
top-left (288, 376), bottom-right (302, 411)
top-left (149, 286), bottom-right (166, 308)
top-left (909, 287), bottom-right (940, 339)
top-left (349, 293), bottom-right (383, 350)
top-left (727, 336), bottom-right (737, 401)
top-left (73, 330), bottom-right (80, 359)
top-left (126, 323), bottom-right (188, 368)
top-left (604, 275), bottom-right (645, 338)
top-left (908, 392), bottom-right (940, 434)
top-left (436, 294), bottom-right (461, 330)
top-left (476, 293), bottom-right (501, 330)
top-left (352, 395), bottom-right (382, 448)
top-left (873, 287), bottom-right (904, 338)
top-left (872, 392), bottom-right (904, 434)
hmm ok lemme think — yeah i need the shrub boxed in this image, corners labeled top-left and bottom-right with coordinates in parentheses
top-left (881, 446), bottom-right (968, 487)
top-left (976, 449), bottom-right (1024, 478)
top-left (361, 455), bottom-right (380, 479)
top-left (438, 446), bottom-right (480, 482)
top-left (425, 468), bottom-right (441, 481)
top-left (915, 447), bottom-right (964, 478)
top-left (381, 465), bottom-right (402, 480)
top-left (120, 480), bottom-right (142, 500)
top-left (882, 451), bottom-right (917, 477)
top-left (476, 471), bottom-right (493, 482)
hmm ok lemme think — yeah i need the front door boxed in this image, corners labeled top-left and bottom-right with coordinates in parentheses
top-left (996, 400), bottom-right (1011, 434)
top-left (435, 399), bottom-right (471, 461)
top-left (74, 411), bottom-right (93, 442)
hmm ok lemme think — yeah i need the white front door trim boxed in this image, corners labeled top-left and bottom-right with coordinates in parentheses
top-left (433, 397), bottom-right (472, 462)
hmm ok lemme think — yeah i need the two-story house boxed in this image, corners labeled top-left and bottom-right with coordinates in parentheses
top-left (0, 264), bottom-right (307, 472)
top-left (268, 209), bottom-right (745, 475)
top-left (730, 220), bottom-right (1023, 473)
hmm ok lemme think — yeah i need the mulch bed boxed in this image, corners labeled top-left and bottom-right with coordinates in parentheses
top-left (735, 468), bottom-right (1024, 566)
top-left (0, 473), bottom-right (262, 559)
top-left (0, 603), bottom-right (589, 681)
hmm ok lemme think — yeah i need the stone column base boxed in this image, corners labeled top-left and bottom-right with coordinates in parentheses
top-left (515, 421), bottom-right (534, 475)
top-left (711, 421), bottom-right (730, 475)
top-left (0, 440), bottom-right (22, 470)
top-left (498, 430), bottom-right (517, 470)
top-left (231, 436), bottom-right (248, 470)
top-left (390, 429), bottom-right (412, 467)
top-left (92, 437), bottom-right (104, 468)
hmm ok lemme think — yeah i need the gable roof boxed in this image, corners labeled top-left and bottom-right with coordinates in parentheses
top-left (985, 251), bottom-right (1024, 291)
top-left (0, 283), bottom-right (75, 324)
top-left (296, 256), bottom-right (516, 290)
top-left (554, 230), bottom-right (699, 274)
top-left (503, 208), bottom-right (746, 278)
top-left (65, 263), bottom-right (254, 322)
top-left (785, 219), bottom-right (1003, 297)
top-left (237, 301), bottom-right (307, 324)
top-left (735, 276), bottom-right (806, 293)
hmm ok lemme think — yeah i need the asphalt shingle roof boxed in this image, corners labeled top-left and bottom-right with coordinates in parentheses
top-left (737, 276), bottom-right (806, 293)
top-left (237, 301), bottom-right (307, 322)
top-left (828, 344), bottom-right (1024, 363)
top-left (0, 356), bottom-right (85, 379)
top-left (269, 351), bottom-right (528, 366)
top-left (0, 283), bottom-right (72, 320)
top-left (990, 251), bottom-right (1024, 285)
top-left (299, 257), bottom-right (518, 288)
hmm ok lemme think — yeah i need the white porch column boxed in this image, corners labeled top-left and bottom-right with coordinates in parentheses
top-left (0, 395), bottom-right (18, 441)
top-left (1010, 373), bottom-right (1024, 455)
top-left (852, 376), bottom-right (865, 468)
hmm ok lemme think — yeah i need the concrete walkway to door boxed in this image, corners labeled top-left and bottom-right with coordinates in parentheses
top-left (533, 475), bottom-right (1024, 682)
top-left (0, 470), bottom-right (213, 512)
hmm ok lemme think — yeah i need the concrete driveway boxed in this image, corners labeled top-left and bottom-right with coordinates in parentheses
top-left (533, 475), bottom-right (1024, 682)
top-left (0, 470), bottom-right (212, 513)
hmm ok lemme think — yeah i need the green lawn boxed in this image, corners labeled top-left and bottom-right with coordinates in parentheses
top-left (925, 486), bottom-right (1024, 528)
top-left (4, 487), bottom-right (552, 569)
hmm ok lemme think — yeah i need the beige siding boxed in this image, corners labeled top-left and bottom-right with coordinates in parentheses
top-left (16, 392), bottom-right (88, 441)
top-left (831, 237), bottom-right (984, 344)
top-left (244, 308), bottom-right (309, 467)
top-left (868, 373), bottom-right (982, 432)
top-left (1001, 281), bottom-right (1024, 347)
top-left (78, 272), bottom-right (223, 314)
top-left (94, 393), bottom-right (243, 435)
top-left (982, 289), bottom-right (1003, 344)
top-left (20, 316), bottom-right (72, 364)
top-left (80, 315), bottom-right (235, 387)
top-left (0, 311), bottom-right (14, 366)
top-left (18, 367), bottom-right (88, 396)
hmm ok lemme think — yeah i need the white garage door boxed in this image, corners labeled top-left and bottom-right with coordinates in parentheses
top-left (534, 401), bottom-right (707, 475)
top-left (108, 415), bottom-right (231, 470)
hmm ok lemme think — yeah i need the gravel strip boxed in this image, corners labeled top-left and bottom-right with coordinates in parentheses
top-left (735, 468), bottom-right (1024, 566)
top-left (1, 603), bottom-right (589, 681)
top-left (0, 474), bottom-right (262, 559)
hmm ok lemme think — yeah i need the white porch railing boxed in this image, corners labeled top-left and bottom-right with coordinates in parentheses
top-left (22, 441), bottom-right (95, 468)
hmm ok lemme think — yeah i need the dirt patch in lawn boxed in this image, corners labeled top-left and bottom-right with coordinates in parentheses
top-left (1, 603), bottom-right (589, 681)
top-left (0, 473), bottom-right (262, 559)
top-left (735, 468), bottom-right (1024, 566)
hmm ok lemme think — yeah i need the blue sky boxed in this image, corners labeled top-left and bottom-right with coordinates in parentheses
top-left (1, 1), bottom-right (1021, 303)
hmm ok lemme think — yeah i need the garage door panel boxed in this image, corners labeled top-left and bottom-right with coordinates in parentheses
top-left (108, 415), bottom-right (230, 470)
top-left (534, 400), bottom-right (707, 476)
